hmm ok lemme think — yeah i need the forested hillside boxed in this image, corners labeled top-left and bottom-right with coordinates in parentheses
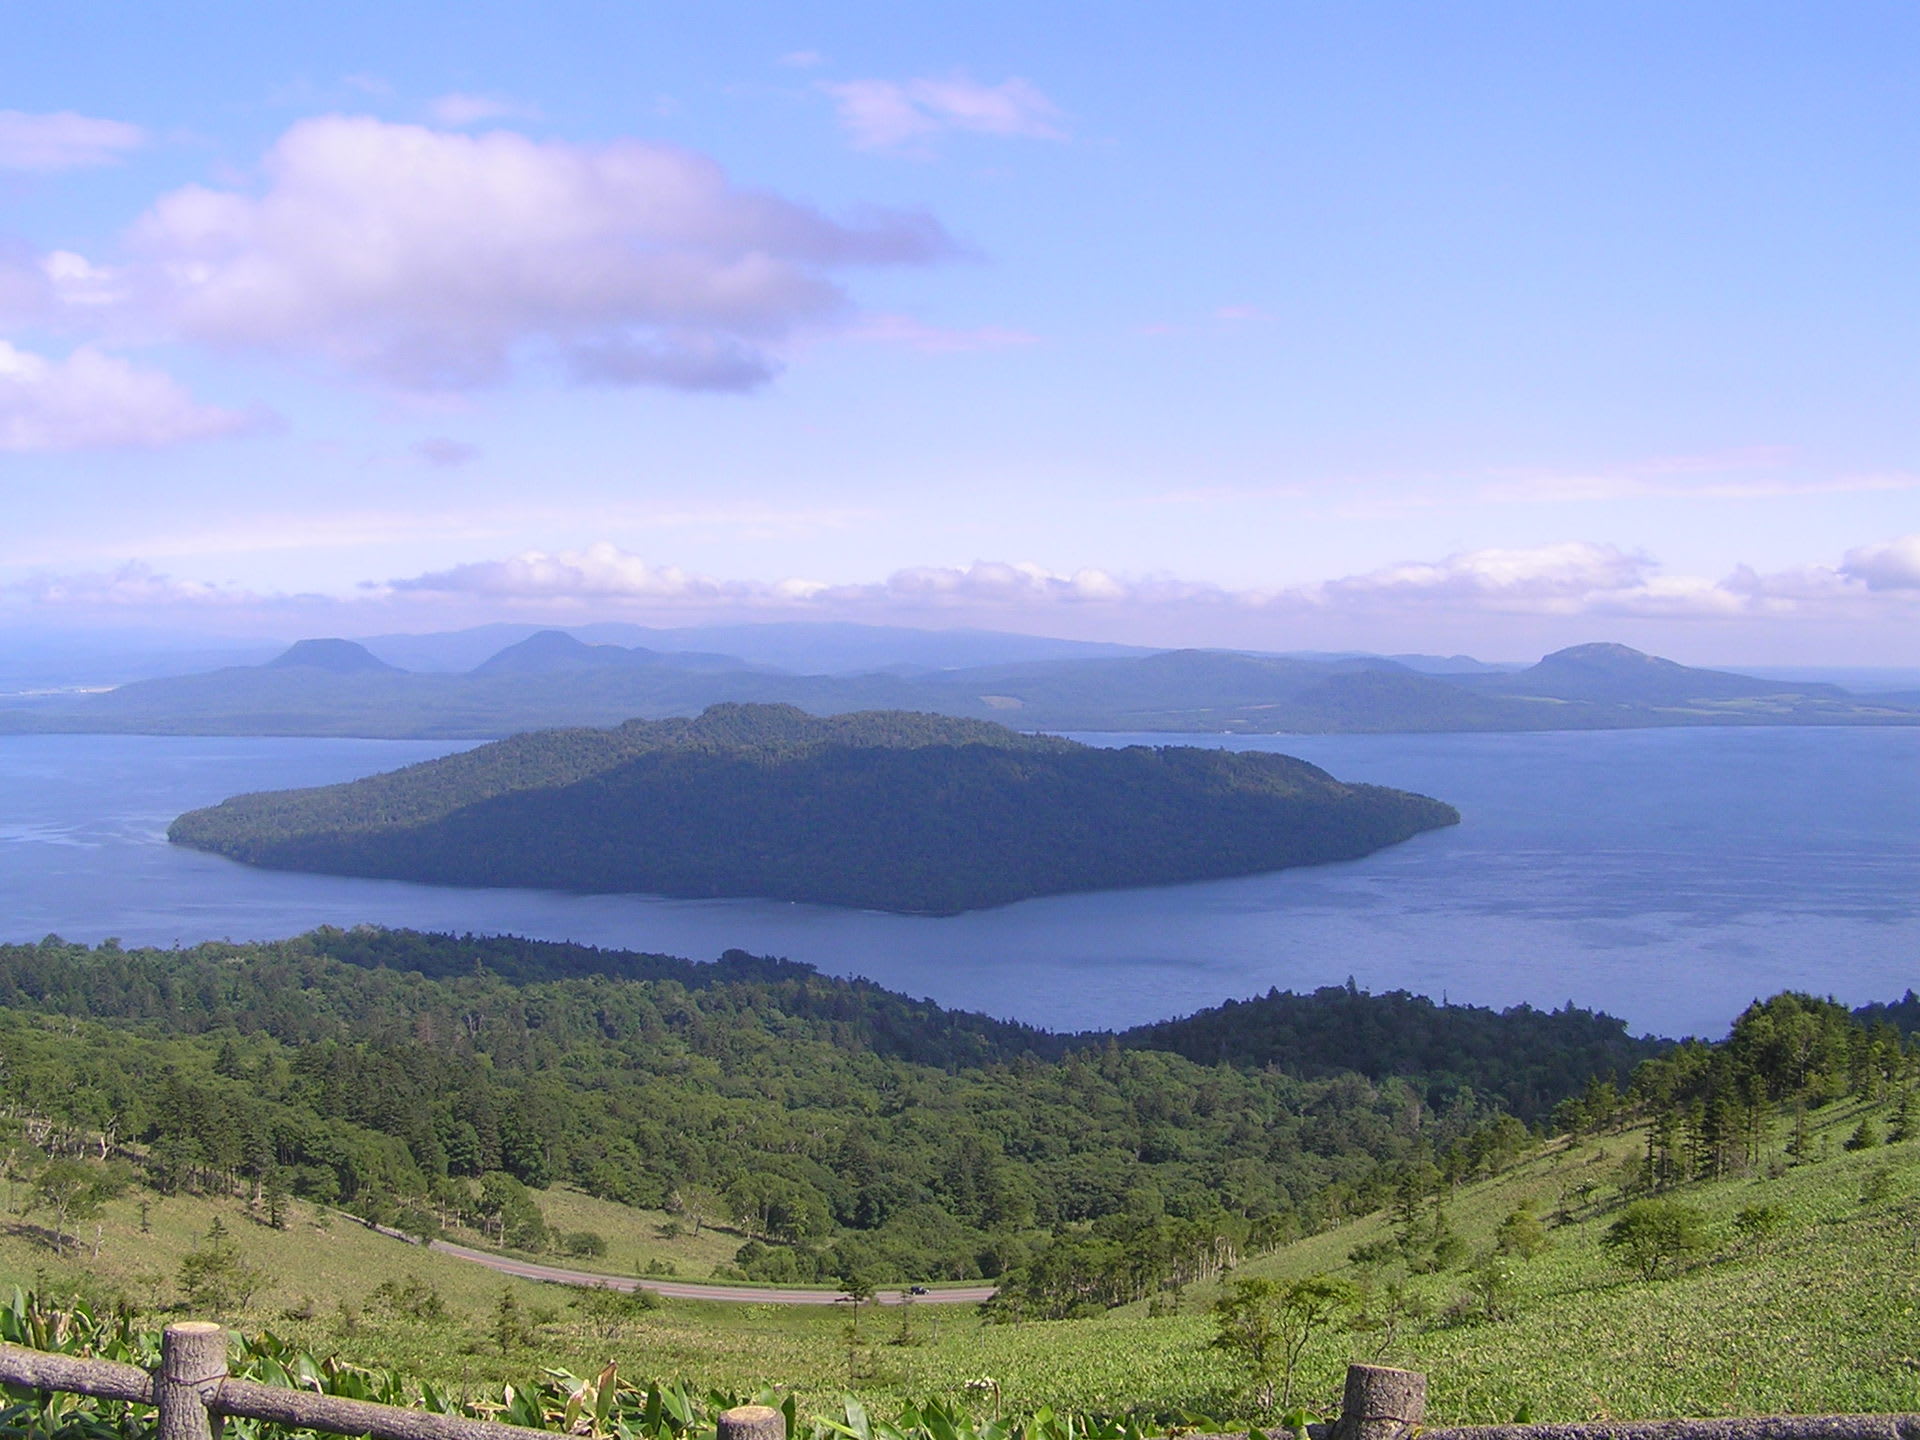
top-left (1123, 984), bottom-right (1664, 1122)
top-left (167, 704), bottom-right (1459, 912)
top-left (2, 928), bottom-right (1615, 1293)
top-left (4, 928), bottom-right (1917, 1422)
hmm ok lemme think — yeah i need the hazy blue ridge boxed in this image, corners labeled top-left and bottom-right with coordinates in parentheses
top-left (3, 631), bottom-right (1917, 738)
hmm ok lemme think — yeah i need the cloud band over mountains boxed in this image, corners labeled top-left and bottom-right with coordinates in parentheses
top-left (16, 540), bottom-right (1919, 655)
top-left (382, 539), bottom-right (1920, 623)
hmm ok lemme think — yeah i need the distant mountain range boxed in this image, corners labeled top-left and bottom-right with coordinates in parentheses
top-left (2, 628), bottom-right (1915, 739)
top-left (352, 619), bottom-right (1162, 676)
top-left (168, 703), bottom-right (1459, 913)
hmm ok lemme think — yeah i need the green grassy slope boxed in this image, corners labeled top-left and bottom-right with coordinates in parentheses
top-left (1191, 1099), bottom-right (1920, 1423)
top-left (7, 1096), bottom-right (1915, 1425)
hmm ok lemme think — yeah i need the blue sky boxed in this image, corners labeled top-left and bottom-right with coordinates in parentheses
top-left (2, 1), bottom-right (1917, 663)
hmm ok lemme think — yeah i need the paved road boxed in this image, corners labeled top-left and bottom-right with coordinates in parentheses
top-left (397, 1230), bottom-right (995, 1306)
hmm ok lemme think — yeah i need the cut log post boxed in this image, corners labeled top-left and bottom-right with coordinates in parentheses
top-left (718, 1404), bottom-right (786, 1440)
top-left (159, 1322), bottom-right (228, 1440)
top-left (1331, 1364), bottom-right (1426, 1440)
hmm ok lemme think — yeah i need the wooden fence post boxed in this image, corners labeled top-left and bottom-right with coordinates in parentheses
top-left (159, 1322), bottom-right (228, 1440)
top-left (717, 1404), bottom-right (785, 1440)
top-left (1332, 1363), bottom-right (1426, 1440)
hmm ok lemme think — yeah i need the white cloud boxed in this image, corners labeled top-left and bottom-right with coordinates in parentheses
top-left (0, 246), bottom-right (120, 329)
top-left (873, 560), bottom-right (1150, 606)
top-left (126, 115), bottom-right (954, 391)
top-left (824, 75), bottom-right (1066, 151)
top-left (1312, 541), bottom-right (1830, 621)
top-left (381, 539), bottom-right (1920, 630)
top-left (1313, 539), bottom-right (1920, 623)
top-left (11, 561), bottom-right (266, 609)
top-left (0, 110), bottom-right (145, 171)
top-left (0, 342), bottom-right (256, 452)
top-left (1840, 535), bottom-right (1920, 592)
top-left (429, 93), bottom-right (543, 126)
top-left (385, 548), bottom-right (1160, 610)
top-left (1320, 542), bottom-right (1655, 610)
top-left (22, 541), bottom-right (1920, 652)
top-left (41, 250), bottom-right (126, 308)
top-left (388, 544), bottom-right (744, 602)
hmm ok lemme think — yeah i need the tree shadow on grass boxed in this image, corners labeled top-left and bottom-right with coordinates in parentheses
top-left (3, 1218), bottom-right (74, 1254)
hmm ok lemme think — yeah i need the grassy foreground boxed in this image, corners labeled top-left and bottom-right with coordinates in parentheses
top-left (5, 1097), bottom-right (1918, 1427)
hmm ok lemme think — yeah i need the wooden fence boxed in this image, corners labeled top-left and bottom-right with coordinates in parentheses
top-left (0, 1322), bottom-right (784, 1440)
top-left (1323, 1364), bottom-right (1920, 1440)
top-left (3, 1333), bottom-right (1916, 1440)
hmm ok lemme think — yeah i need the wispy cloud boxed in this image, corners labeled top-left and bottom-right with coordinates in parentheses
top-left (1315, 450), bottom-right (1920, 522)
top-left (823, 74), bottom-right (1066, 152)
top-left (0, 110), bottom-right (145, 171)
top-left (1473, 448), bottom-right (1920, 504)
top-left (0, 342), bottom-right (259, 452)
top-left (23, 501), bottom-right (876, 571)
top-left (11, 561), bottom-right (286, 610)
top-left (383, 549), bottom-right (1176, 611)
top-left (388, 545), bottom-right (753, 603)
top-left (17, 540), bottom-right (1920, 646)
top-left (378, 540), bottom-right (1920, 626)
top-left (1125, 482), bottom-right (1310, 508)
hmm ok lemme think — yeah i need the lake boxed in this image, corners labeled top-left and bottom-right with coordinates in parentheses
top-left (1, 728), bottom-right (1915, 1039)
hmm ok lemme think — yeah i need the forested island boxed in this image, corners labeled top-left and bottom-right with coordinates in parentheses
top-left (167, 703), bottom-right (1458, 913)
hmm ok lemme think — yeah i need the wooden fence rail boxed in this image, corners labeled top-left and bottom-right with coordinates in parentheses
top-left (1322, 1364), bottom-right (1920, 1440)
top-left (0, 1322), bottom-right (782, 1440)
top-left (4, 1335), bottom-right (1917, 1440)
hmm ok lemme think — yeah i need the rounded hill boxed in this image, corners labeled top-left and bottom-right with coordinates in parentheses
top-left (168, 703), bottom-right (1459, 913)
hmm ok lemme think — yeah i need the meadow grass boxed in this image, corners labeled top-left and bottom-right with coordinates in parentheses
top-left (477, 1185), bottom-right (753, 1280)
top-left (5, 1098), bottom-right (1917, 1426)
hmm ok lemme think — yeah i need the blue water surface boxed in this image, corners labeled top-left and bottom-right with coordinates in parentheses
top-left (0, 728), bottom-right (1914, 1039)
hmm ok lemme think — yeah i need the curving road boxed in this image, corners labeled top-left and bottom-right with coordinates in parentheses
top-left (379, 1226), bottom-right (995, 1306)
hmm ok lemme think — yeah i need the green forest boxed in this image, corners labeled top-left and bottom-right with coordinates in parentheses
top-left (166, 705), bottom-right (1459, 913)
top-left (0, 927), bottom-right (1575, 1294)
top-left (2, 927), bottom-right (1910, 1297)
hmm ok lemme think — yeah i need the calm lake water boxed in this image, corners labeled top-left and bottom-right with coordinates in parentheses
top-left (1, 728), bottom-right (1916, 1039)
